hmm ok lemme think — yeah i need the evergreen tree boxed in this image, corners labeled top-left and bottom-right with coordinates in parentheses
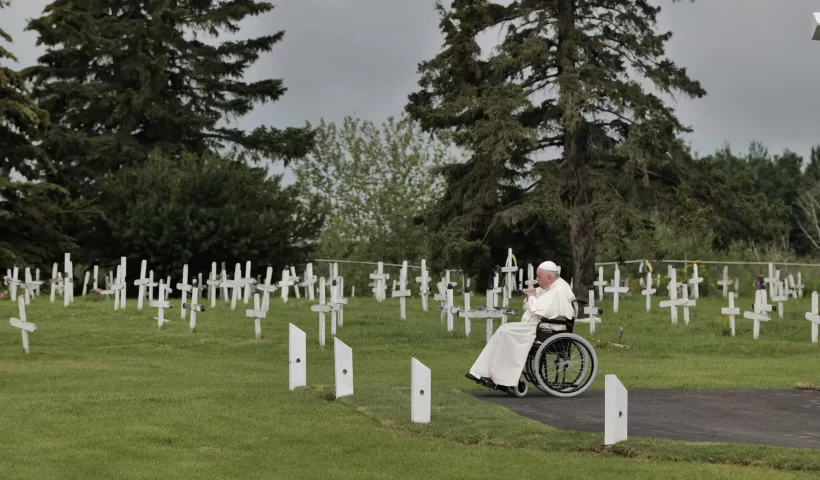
top-left (407, 0), bottom-right (712, 296)
top-left (1, 0), bottom-right (95, 267)
top-left (26, 0), bottom-right (314, 200)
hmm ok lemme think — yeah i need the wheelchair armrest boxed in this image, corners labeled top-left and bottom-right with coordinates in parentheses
top-left (536, 315), bottom-right (572, 326)
top-left (575, 300), bottom-right (589, 306)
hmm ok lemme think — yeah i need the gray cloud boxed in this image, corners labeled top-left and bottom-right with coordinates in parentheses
top-left (3, 0), bottom-right (820, 177)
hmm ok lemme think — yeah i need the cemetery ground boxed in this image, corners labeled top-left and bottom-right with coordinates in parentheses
top-left (1, 294), bottom-right (819, 479)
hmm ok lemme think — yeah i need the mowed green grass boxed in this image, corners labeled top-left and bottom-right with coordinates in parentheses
top-left (1, 290), bottom-right (819, 479)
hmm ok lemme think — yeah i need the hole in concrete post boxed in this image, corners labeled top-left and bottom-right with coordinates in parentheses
top-left (343, 369), bottom-right (348, 375)
top-left (420, 390), bottom-right (425, 396)
top-left (619, 411), bottom-right (623, 418)
top-left (296, 358), bottom-right (301, 363)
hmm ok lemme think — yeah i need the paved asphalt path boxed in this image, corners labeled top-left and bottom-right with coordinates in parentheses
top-left (472, 388), bottom-right (820, 449)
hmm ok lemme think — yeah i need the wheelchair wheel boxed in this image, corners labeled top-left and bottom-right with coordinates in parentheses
top-left (530, 333), bottom-right (597, 398)
top-left (506, 377), bottom-right (528, 397)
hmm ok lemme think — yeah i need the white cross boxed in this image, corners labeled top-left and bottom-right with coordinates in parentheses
top-left (771, 280), bottom-right (789, 320)
top-left (575, 290), bottom-right (603, 335)
top-left (717, 266), bottom-right (732, 298)
top-left (604, 268), bottom-right (629, 313)
top-left (311, 277), bottom-right (337, 349)
top-left (147, 270), bottom-right (157, 303)
top-left (488, 273), bottom-right (502, 311)
top-left (415, 259), bottom-right (430, 312)
top-left (93, 265), bottom-right (99, 291)
top-left (525, 264), bottom-right (538, 290)
top-left (35, 268), bottom-right (41, 297)
top-left (227, 263), bottom-right (245, 311)
top-left (392, 261), bottom-right (412, 320)
top-left (457, 297), bottom-right (506, 344)
top-left (289, 266), bottom-right (301, 299)
top-left (462, 278), bottom-right (472, 337)
top-left (134, 260), bottom-right (150, 311)
top-left (795, 272), bottom-right (804, 298)
top-left (6, 266), bottom-right (19, 302)
top-left (299, 263), bottom-right (317, 301)
top-left (764, 263), bottom-right (776, 299)
top-left (369, 262), bottom-right (389, 302)
top-left (246, 293), bottom-right (265, 340)
top-left (433, 281), bottom-right (447, 324)
top-left (680, 284), bottom-right (696, 325)
top-left (81, 270), bottom-right (90, 296)
top-left (243, 261), bottom-right (254, 304)
top-left (117, 256), bottom-right (126, 309)
top-left (592, 266), bottom-right (607, 301)
top-left (659, 265), bottom-right (680, 324)
top-left (183, 287), bottom-right (206, 332)
top-left (721, 292), bottom-right (740, 337)
top-left (688, 264), bottom-right (703, 299)
top-left (640, 272), bottom-right (655, 312)
top-left (176, 264), bottom-right (193, 319)
top-left (9, 295), bottom-right (37, 354)
top-left (21, 268), bottom-right (40, 305)
top-left (279, 268), bottom-right (296, 303)
top-left (805, 291), bottom-right (820, 344)
top-left (743, 289), bottom-right (774, 340)
top-left (501, 248), bottom-right (518, 299)
top-left (150, 280), bottom-right (173, 329)
top-left (787, 274), bottom-right (798, 300)
top-left (206, 263), bottom-right (220, 308)
top-left (256, 267), bottom-right (277, 313)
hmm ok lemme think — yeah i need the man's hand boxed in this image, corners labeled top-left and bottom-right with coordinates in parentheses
top-left (524, 288), bottom-right (537, 297)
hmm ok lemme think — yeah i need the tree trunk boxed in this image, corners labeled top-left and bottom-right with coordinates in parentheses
top-left (569, 206), bottom-right (596, 301)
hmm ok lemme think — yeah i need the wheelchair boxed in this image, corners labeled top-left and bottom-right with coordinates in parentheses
top-left (475, 299), bottom-right (600, 399)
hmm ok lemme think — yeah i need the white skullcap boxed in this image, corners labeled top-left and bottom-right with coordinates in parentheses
top-left (538, 261), bottom-right (561, 274)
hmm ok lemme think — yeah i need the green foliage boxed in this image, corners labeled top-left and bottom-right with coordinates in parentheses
top-left (26, 0), bottom-right (313, 197)
top-left (293, 116), bottom-right (457, 290)
top-left (0, 1), bottom-right (96, 268)
top-left (102, 151), bottom-right (324, 279)
top-left (406, 0), bottom-right (715, 294)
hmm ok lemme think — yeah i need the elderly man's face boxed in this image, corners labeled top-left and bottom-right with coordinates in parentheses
top-left (536, 268), bottom-right (556, 289)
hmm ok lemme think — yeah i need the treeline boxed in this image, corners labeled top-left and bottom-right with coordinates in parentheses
top-left (1, 1), bottom-right (818, 296)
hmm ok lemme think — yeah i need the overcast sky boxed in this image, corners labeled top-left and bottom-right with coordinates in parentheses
top-left (3, 0), bottom-right (820, 180)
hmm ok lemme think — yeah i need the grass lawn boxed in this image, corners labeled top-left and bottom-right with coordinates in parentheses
top-left (1, 289), bottom-right (819, 479)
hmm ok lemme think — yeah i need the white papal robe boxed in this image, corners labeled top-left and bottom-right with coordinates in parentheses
top-left (468, 277), bottom-right (576, 386)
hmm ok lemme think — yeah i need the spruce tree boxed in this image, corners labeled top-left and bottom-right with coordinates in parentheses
top-left (26, 0), bottom-right (314, 200)
top-left (1, 0), bottom-right (94, 266)
top-left (407, 0), bottom-right (708, 295)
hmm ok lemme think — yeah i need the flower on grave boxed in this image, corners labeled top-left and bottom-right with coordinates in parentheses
top-left (718, 315), bottom-right (730, 325)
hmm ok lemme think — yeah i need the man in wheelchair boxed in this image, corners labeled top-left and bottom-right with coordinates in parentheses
top-left (465, 261), bottom-right (576, 389)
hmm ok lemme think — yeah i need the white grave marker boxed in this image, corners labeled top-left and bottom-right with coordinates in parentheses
top-left (134, 260), bottom-right (150, 311)
top-left (82, 271), bottom-right (90, 296)
top-left (299, 263), bottom-right (317, 300)
top-left (183, 287), bottom-right (206, 332)
top-left (575, 290), bottom-right (603, 335)
top-left (310, 277), bottom-right (330, 348)
top-left (411, 357), bottom-right (431, 424)
top-left (206, 263), bottom-right (220, 308)
top-left (592, 267), bottom-right (607, 301)
top-left (9, 296), bottom-right (36, 354)
top-left (659, 266), bottom-right (680, 324)
top-left (804, 291), bottom-right (820, 344)
top-left (369, 262), bottom-right (389, 302)
top-left (640, 272), bottom-right (655, 312)
top-left (176, 264), bottom-right (193, 319)
top-left (688, 264), bottom-right (703, 299)
top-left (245, 293), bottom-right (265, 340)
top-left (743, 289), bottom-right (774, 340)
top-left (391, 261), bottom-right (412, 320)
top-left (415, 259), bottom-right (430, 312)
top-left (118, 256), bottom-right (126, 309)
top-left (279, 268), bottom-right (295, 303)
top-left (289, 323), bottom-right (307, 390)
top-left (334, 337), bottom-right (354, 398)
top-left (150, 281), bottom-right (173, 330)
top-left (604, 374), bottom-right (628, 446)
top-left (257, 267), bottom-right (277, 313)
top-left (289, 266), bottom-right (301, 299)
top-left (717, 266), bottom-right (732, 298)
top-left (721, 292), bottom-right (740, 337)
top-left (604, 268), bottom-right (629, 313)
